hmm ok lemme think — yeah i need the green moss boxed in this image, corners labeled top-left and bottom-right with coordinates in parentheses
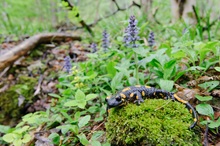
top-left (106, 99), bottom-right (201, 146)
top-left (0, 76), bottom-right (37, 125)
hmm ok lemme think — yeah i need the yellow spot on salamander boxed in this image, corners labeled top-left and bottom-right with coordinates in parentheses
top-left (142, 91), bottom-right (145, 96)
top-left (135, 85), bottom-right (141, 87)
top-left (122, 87), bottom-right (131, 92)
top-left (145, 86), bottom-right (151, 88)
top-left (194, 118), bottom-right (197, 122)
top-left (159, 93), bottom-right (164, 98)
top-left (120, 93), bottom-right (126, 99)
top-left (154, 92), bottom-right (156, 96)
top-left (136, 95), bottom-right (139, 99)
top-left (173, 94), bottom-right (187, 104)
top-left (130, 93), bottom-right (134, 98)
top-left (106, 96), bottom-right (111, 99)
top-left (190, 109), bottom-right (192, 114)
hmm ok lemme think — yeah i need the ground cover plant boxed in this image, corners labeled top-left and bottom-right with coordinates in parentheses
top-left (0, 0), bottom-right (220, 145)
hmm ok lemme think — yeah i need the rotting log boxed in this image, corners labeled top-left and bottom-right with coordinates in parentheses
top-left (0, 33), bottom-right (81, 72)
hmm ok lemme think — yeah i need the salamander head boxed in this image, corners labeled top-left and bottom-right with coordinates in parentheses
top-left (105, 94), bottom-right (123, 109)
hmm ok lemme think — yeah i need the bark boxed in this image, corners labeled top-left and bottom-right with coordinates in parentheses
top-left (141, 0), bottom-right (153, 20)
top-left (171, 0), bottom-right (196, 24)
top-left (0, 33), bottom-right (81, 72)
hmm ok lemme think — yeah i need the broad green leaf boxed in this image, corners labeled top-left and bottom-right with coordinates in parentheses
top-left (78, 115), bottom-right (91, 128)
top-left (74, 111), bottom-right (81, 120)
top-left (158, 79), bottom-right (174, 92)
top-left (91, 140), bottom-right (101, 146)
top-left (14, 126), bottom-right (30, 134)
top-left (196, 103), bottom-right (214, 119)
top-left (56, 125), bottom-right (71, 135)
top-left (133, 47), bottom-right (148, 56)
top-left (0, 125), bottom-right (11, 133)
top-left (64, 100), bottom-right (78, 107)
top-left (22, 134), bottom-right (31, 143)
top-left (195, 95), bottom-right (212, 102)
top-left (106, 62), bottom-right (116, 78)
top-left (86, 94), bottom-right (97, 101)
top-left (214, 67), bottom-right (220, 72)
top-left (208, 118), bottom-right (220, 129)
top-left (48, 133), bottom-right (60, 145)
top-left (14, 139), bottom-right (22, 146)
top-left (77, 134), bottom-right (89, 145)
top-left (111, 72), bottom-right (124, 92)
top-left (87, 106), bottom-right (98, 114)
top-left (91, 131), bottom-right (104, 140)
top-left (75, 89), bottom-right (86, 100)
top-left (198, 81), bottom-right (219, 92)
top-left (77, 100), bottom-right (87, 109)
top-left (3, 133), bottom-right (15, 143)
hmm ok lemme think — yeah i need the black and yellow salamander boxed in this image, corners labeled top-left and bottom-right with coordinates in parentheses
top-left (106, 85), bottom-right (198, 129)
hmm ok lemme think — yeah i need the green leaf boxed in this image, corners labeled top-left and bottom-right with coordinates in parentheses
top-left (0, 125), bottom-right (11, 133)
top-left (48, 93), bottom-right (61, 98)
top-left (133, 47), bottom-right (148, 56)
top-left (49, 133), bottom-right (60, 145)
top-left (198, 81), bottom-right (219, 92)
top-left (64, 100), bottom-right (78, 107)
top-left (77, 100), bottom-right (87, 109)
top-left (195, 95), bottom-right (212, 102)
top-left (196, 103), bottom-right (214, 119)
top-left (91, 131), bottom-right (104, 140)
top-left (14, 126), bottom-right (30, 134)
top-left (91, 140), bottom-right (101, 146)
top-left (22, 134), bottom-right (31, 143)
top-left (77, 134), bottom-right (89, 145)
top-left (75, 89), bottom-right (86, 100)
top-left (3, 133), bottom-right (15, 143)
top-left (158, 79), bottom-right (174, 92)
top-left (78, 115), bottom-right (91, 128)
top-left (214, 67), bottom-right (220, 72)
top-left (149, 59), bottom-right (162, 69)
top-left (111, 72), bottom-right (124, 92)
top-left (208, 118), bottom-right (220, 129)
top-left (86, 94), bottom-right (97, 101)
top-left (106, 62), bottom-right (116, 78)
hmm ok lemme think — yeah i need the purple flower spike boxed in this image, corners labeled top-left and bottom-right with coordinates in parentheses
top-left (123, 15), bottom-right (140, 48)
top-left (64, 56), bottom-right (72, 73)
top-left (148, 31), bottom-right (155, 47)
top-left (90, 43), bottom-right (98, 53)
top-left (102, 30), bottom-right (109, 52)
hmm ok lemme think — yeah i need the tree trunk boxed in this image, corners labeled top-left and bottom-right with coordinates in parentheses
top-left (171, 0), bottom-right (196, 24)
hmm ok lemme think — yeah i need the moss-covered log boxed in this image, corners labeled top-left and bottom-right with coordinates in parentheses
top-left (0, 76), bottom-right (37, 125)
top-left (106, 99), bottom-right (201, 146)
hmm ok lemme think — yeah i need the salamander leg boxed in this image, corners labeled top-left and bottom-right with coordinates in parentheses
top-left (133, 91), bottom-right (144, 105)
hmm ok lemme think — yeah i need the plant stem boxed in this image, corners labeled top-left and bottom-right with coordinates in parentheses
top-left (134, 53), bottom-right (139, 85)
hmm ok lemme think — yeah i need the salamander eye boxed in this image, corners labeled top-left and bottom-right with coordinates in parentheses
top-left (115, 96), bottom-right (121, 101)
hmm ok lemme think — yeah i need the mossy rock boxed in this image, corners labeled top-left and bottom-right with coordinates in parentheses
top-left (0, 76), bottom-right (37, 125)
top-left (106, 99), bottom-right (201, 146)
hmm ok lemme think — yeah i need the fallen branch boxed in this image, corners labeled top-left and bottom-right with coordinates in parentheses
top-left (0, 33), bottom-right (81, 72)
top-left (89, 0), bottom-right (141, 27)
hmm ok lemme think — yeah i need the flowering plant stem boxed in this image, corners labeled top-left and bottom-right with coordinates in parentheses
top-left (134, 52), bottom-right (139, 85)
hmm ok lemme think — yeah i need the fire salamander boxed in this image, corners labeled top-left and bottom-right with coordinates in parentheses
top-left (106, 85), bottom-right (198, 129)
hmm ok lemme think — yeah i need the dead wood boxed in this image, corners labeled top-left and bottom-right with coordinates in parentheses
top-left (0, 33), bottom-right (81, 72)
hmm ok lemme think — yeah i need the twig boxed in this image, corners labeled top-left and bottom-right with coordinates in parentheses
top-left (34, 74), bottom-right (43, 96)
top-left (203, 123), bottom-right (209, 146)
top-left (62, 0), bottom-right (94, 36)
top-left (89, 0), bottom-right (141, 27)
top-left (154, 100), bottom-right (172, 111)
